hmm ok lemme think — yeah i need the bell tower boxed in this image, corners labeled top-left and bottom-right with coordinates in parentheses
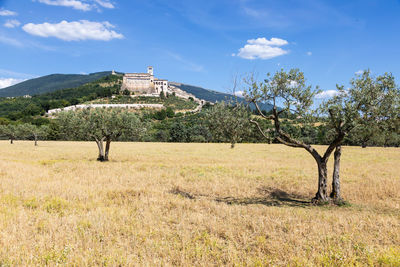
top-left (147, 66), bottom-right (153, 76)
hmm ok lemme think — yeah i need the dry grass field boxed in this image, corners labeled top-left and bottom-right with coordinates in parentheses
top-left (0, 141), bottom-right (399, 266)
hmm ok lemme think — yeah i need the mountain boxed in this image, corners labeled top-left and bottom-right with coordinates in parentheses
top-left (0, 71), bottom-right (111, 97)
top-left (171, 82), bottom-right (274, 111)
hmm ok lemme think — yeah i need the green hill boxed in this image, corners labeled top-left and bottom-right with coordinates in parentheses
top-left (172, 82), bottom-right (274, 111)
top-left (0, 72), bottom-right (111, 97)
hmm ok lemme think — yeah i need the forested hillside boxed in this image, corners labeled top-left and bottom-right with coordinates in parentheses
top-left (172, 82), bottom-right (274, 111)
top-left (0, 71), bottom-right (111, 97)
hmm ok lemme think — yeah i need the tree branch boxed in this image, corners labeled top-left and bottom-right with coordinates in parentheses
top-left (250, 119), bottom-right (270, 140)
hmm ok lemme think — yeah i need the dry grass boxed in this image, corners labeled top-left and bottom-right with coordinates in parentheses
top-left (0, 141), bottom-right (399, 266)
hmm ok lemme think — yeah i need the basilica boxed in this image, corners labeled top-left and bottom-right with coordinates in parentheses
top-left (121, 66), bottom-right (169, 95)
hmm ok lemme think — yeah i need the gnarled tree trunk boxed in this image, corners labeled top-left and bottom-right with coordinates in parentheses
top-left (96, 138), bottom-right (106, 162)
top-left (104, 138), bottom-right (111, 161)
top-left (330, 145), bottom-right (343, 203)
top-left (313, 160), bottom-right (329, 202)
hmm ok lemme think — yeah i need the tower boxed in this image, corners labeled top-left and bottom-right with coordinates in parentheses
top-left (147, 66), bottom-right (153, 76)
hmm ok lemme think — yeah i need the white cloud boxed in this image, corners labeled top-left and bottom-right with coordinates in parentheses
top-left (36, 0), bottom-right (115, 11)
top-left (315, 90), bottom-right (340, 99)
top-left (0, 34), bottom-right (23, 47)
top-left (234, 37), bottom-right (289, 60)
top-left (0, 9), bottom-right (17, 16)
top-left (0, 78), bottom-right (24, 89)
top-left (306, 51), bottom-right (312, 56)
top-left (22, 20), bottom-right (124, 41)
top-left (37, 0), bottom-right (91, 11)
top-left (355, 70), bottom-right (363, 75)
top-left (234, 91), bottom-right (244, 97)
top-left (94, 0), bottom-right (114, 9)
top-left (4, 19), bottom-right (21, 28)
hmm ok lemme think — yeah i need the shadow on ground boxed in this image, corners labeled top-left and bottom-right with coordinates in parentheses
top-left (169, 186), bottom-right (311, 208)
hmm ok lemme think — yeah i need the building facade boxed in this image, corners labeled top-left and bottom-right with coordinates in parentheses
top-left (121, 66), bottom-right (169, 94)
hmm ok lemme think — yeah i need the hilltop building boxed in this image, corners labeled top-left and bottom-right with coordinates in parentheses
top-left (121, 66), bottom-right (168, 94)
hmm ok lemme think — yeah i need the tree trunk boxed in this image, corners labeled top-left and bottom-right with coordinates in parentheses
top-left (230, 142), bottom-right (235, 149)
top-left (96, 139), bottom-right (106, 161)
top-left (361, 143), bottom-right (367, 148)
top-left (104, 138), bottom-right (111, 161)
top-left (330, 145), bottom-right (343, 203)
top-left (10, 138), bottom-right (13, 144)
top-left (312, 160), bottom-right (329, 203)
top-left (34, 134), bottom-right (38, 146)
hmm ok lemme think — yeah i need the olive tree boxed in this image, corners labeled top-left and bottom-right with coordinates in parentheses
top-left (19, 124), bottom-right (49, 146)
top-left (58, 108), bottom-right (145, 161)
top-left (0, 124), bottom-right (22, 144)
top-left (205, 102), bottom-right (252, 148)
top-left (245, 69), bottom-right (399, 204)
top-left (322, 71), bottom-right (399, 201)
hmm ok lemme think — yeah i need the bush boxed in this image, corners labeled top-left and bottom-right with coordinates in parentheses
top-left (154, 109), bottom-right (167, 120)
top-left (166, 107), bottom-right (174, 118)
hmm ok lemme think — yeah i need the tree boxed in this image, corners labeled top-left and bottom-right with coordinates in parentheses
top-left (20, 124), bottom-right (49, 146)
top-left (58, 108), bottom-right (145, 161)
top-left (154, 109), bottom-right (167, 120)
top-left (169, 121), bottom-right (188, 142)
top-left (0, 124), bottom-right (22, 144)
top-left (165, 107), bottom-right (175, 118)
top-left (245, 69), bottom-right (399, 204)
top-left (321, 70), bottom-right (399, 201)
top-left (205, 102), bottom-right (252, 148)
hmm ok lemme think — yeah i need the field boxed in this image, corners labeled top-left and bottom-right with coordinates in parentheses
top-left (0, 141), bottom-right (399, 266)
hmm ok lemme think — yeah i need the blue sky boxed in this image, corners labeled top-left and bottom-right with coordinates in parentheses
top-left (0, 0), bottom-right (400, 98)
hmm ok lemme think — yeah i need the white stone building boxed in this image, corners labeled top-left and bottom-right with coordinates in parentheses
top-left (121, 66), bottom-right (169, 95)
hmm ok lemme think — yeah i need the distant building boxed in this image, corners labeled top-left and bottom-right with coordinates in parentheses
top-left (121, 66), bottom-right (169, 94)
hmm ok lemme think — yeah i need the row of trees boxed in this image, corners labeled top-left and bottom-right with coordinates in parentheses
top-left (0, 124), bottom-right (49, 146)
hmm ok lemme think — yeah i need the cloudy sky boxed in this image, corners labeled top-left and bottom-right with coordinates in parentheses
top-left (0, 0), bottom-right (400, 97)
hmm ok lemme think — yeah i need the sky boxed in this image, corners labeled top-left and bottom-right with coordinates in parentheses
top-left (0, 0), bottom-right (400, 99)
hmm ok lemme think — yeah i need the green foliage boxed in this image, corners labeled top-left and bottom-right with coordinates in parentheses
top-left (0, 74), bottom-right (122, 120)
top-left (205, 102), bottom-right (253, 148)
top-left (170, 122), bottom-right (188, 142)
top-left (320, 70), bottom-right (399, 147)
top-left (57, 108), bottom-right (145, 142)
top-left (166, 107), bottom-right (175, 118)
top-left (154, 109), bottom-right (167, 120)
top-left (160, 91), bottom-right (165, 99)
top-left (0, 124), bottom-right (23, 142)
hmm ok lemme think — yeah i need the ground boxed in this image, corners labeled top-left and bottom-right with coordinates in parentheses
top-left (0, 141), bottom-right (399, 266)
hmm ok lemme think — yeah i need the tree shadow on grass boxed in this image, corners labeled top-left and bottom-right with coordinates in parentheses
top-left (169, 186), bottom-right (311, 208)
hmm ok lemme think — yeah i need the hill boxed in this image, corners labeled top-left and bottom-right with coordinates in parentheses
top-left (0, 72), bottom-right (273, 111)
top-left (0, 72), bottom-right (111, 97)
top-left (172, 82), bottom-right (274, 111)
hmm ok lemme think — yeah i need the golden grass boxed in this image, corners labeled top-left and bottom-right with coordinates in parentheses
top-left (0, 141), bottom-right (399, 266)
